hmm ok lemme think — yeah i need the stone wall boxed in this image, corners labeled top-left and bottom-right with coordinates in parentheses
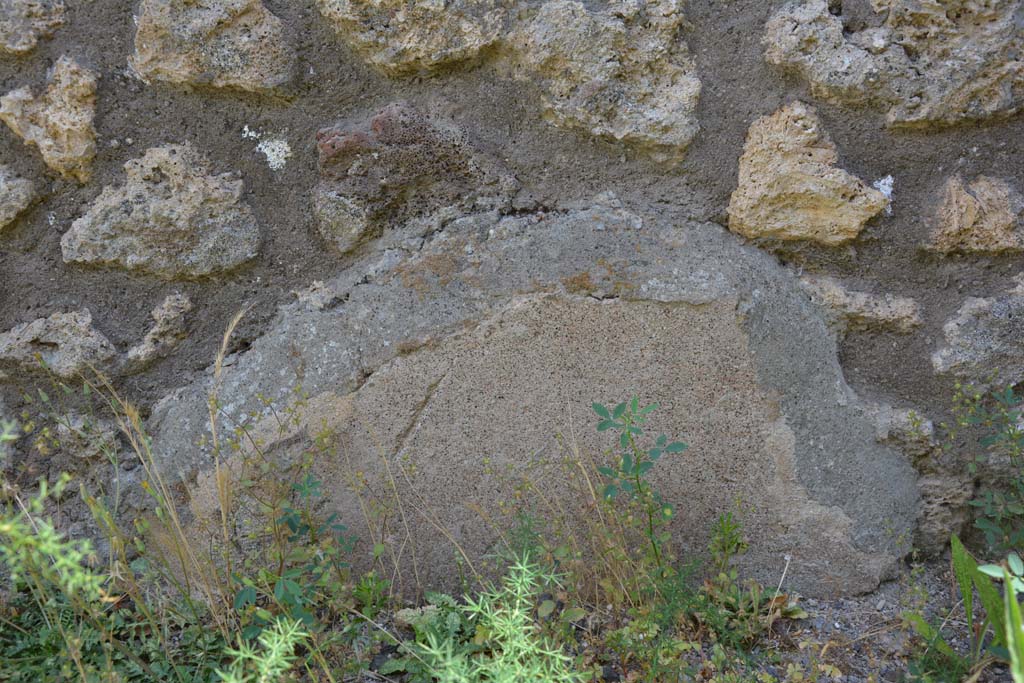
top-left (0, 0), bottom-right (1021, 597)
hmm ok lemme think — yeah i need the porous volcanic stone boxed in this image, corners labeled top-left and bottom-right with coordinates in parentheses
top-left (124, 293), bottom-right (192, 371)
top-left (800, 275), bottom-right (922, 334)
top-left (932, 276), bottom-right (1024, 390)
top-left (0, 55), bottom-right (96, 182)
top-left (764, 0), bottom-right (1024, 127)
top-left (0, 309), bottom-right (116, 379)
top-left (316, 0), bottom-right (511, 75)
top-left (506, 0), bottom-right (701, 162)
top-left (314, 103), bottom-right (517, 254)
top-left (929, 175), bottom-right (1024, 254)
top-left (0, 164), bottom-right (35, 231)
top-left (0, 0), bottom-right (64, 54)
top-left (131, 0), bottom-right (295, 92)
top-left (61, 144), bottom-right (260, 279)
top-left (727, 102), bottom-right (888, 245)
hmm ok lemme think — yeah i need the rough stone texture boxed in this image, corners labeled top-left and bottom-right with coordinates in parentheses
top-left (932, 276), bottom-right (1024, 390)
top-left (505, 0), bottom-right (701, 162)
top-left (314, 103), bottom-right (517, 254)
top-left (800, 275), bottom-right (922, 334)
top-left (727, 102), bottom-right (888, 244)
top-left (764, 0), bottom-right (1024, 128)
top-left (0, 309), bottom-right (116, 379)
top-left (130, 0), bottom-right (295, 92)
top-left (0, 55), bottom-right (96, 182)
top-left (316, 0), bottom-right (510, 76)
top-left (124, 294), bottom-right (192, 371)
top-left (56, 413), bottom-right (119, 462)
top-left (0, 0), bottom-right (1022, 601)
top-left (315, 0), bottom-right (701, 161)
top-left (868, 404), bottom-right (971, 553)
top-left (929, 175), bottom-right (1024, 253)
top-left (151, 198), bottom-right (918, 597)
top-left (0, 0), bottom-right (63, 54)
top-left (60, 144), bottom-right (260, 278)
top-left (0, 165), bottom-right (35, 231)
top-left (916, 473), bottom-right (974, 553)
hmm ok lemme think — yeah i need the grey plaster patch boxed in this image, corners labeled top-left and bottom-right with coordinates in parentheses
top-left (150, 197), bottom-right (918, 597)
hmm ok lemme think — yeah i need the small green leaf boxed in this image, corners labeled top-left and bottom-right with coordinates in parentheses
top-left (379, 659), bottom-right (409, 675)
top-left (621, 453), bottom-right (634, 474)
top-left (648, 448), bottom-right (662, 460)
top-left (603, 484), bottom-right (618, 500)
top-left (562, 607), bottom-right (587, 623)
top-left (902, 612), bottom-right (957, 659)
top-left (665, 441), bottom-right (688, 454)
top-left (597, 466), bottom-right (616, 477)
top-left (637, 461), bottom-right (654, 475)
top-left (980, 564), bottom-right (1005, 579)
top-left (640, 402), bottom-right (659, 415)
top-left (619, 432), bottom-right (629, 448)
top-left (951, 535), bottom-right (975, 638)
top-left (630, 397), bottom-right (639, 413)
top-left (538, 600), bottom-right (556, 618)
top-left (613, 402), bottom-right (627, 419)
top-left (233, 586), bottom-right (257, 610)
top-left (1004, 568), bottom-right (1024, 683)
top-left (241, 625), bottom-right (263, 640)
top-left (593, 403), bottom-right (610, 419)
top-left (1011, 553), bottom-right (1024, 577)
top-left (597, 419), bottom-right (616, 432)
top-left (974, 563), bottom-right (1007, 648)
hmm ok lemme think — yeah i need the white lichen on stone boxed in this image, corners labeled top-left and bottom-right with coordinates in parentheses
top-left (872, 175), bottom-right (894, 215)
top-left (242, 125), bottom-right (291, 170)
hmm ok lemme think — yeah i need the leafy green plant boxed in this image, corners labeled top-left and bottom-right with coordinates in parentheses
top-left (415, 552), bottom-right (583, 683)
top-left (592, 398), bottom-right (687, 573)
top-left (701, 509), bottom-right (806, 648)
top-left (216, 618), bottom-right (307, 683)
top-left (379, 553), bottom-right (583, 683)
top-left (904, 535), bottom-right (1007, 680)
top-left (980, 550), bottom-right (1024, 594)
top-left (379, 592), bottom-right (471, 681)
top-left (950, 384), bottom-right (1024, 552)
top-left (233, 473), bottom-right (356, 639)
top-left (0, 467), bottom-right (226, 682)
top-left (1005, 566), bottom-right (1024, 683)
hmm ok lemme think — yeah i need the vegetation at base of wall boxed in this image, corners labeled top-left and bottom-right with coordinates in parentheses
top-left (899, 381), bottom-right (1024, 683)
top-left (3, 374), bottom-right (1024, 682)
top-left (948, 383), bottom-right (1024, 554)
